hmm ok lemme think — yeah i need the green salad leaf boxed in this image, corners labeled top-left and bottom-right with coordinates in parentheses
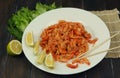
top-left (8, 2), bottom-right (58, 41)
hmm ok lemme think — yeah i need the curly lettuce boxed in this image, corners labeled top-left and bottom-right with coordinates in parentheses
top-left (8, 2), bottom-right (57, 40)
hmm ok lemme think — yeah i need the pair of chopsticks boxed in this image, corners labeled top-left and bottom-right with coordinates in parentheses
top-left (84, 45), bottom-right (120, 58)
top-left (77, 31), bottom-right (120, 59)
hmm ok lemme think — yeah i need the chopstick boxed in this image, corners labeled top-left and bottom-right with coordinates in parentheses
top-left (77, 31), bottom-right (120, 59)
top-left (82, 45), bottom-right (120, 58)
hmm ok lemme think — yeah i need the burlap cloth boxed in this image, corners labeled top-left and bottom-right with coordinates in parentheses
top-left (91, 8), bottom-right (120, 58)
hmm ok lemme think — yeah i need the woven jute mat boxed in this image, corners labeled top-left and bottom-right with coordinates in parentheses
top-left (91, 8), bottom-right (120, 58)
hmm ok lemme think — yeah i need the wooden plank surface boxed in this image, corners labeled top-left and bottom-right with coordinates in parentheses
top-left (105, 0), bottom-right (120, 10)
top-left (112, 58), bottom-right (120, 78)
top-left (84, 0), bottom-right (106, 10)
top-left (86, 59), bottom-right (114, 78)
top-left (5, 55), bottom-right (32, 78)
top-left (0, 0), bottom-right (120, 78)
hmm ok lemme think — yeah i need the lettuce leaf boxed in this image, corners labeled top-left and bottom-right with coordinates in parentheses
top-left (8, 2), bottom-right (58, 41)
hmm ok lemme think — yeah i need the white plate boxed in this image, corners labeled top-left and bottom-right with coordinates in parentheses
top-left (22, 8), bottom-right (110, 75)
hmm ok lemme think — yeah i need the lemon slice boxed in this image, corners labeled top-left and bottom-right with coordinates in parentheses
top-left (45, 53), bottom-right (54, 68)
top-left (33, 40), bottom-right (40, 55)
top-left (7, 40), bottom-right (22, 56)
top-left (25, 31), bottom-right (34, 46)
top-left (36, 49), bottom-right (46, 64)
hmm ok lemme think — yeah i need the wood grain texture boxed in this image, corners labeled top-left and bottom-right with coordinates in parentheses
top-left (0, 0), bottom-right (120, 78)
top-left (84, 0), bottom-right (106, 10)
top-left (112, 58), bottom-right (120, 78)
top-left (31, 67), bottom-right (61, 78)
top-left (105, 0), bottom-right (120, 10)
top-left (4, 55), bottom-right (32, 78)
top-left (61, 0), bottom-right (84, 8)
top-left (0, 0), bottom-right (16, 78)
top-left (86, 59), bottom-right (114, 78)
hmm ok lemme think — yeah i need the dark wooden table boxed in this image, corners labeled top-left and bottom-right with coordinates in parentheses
top-left (0, 0), bottom-right (120, 78)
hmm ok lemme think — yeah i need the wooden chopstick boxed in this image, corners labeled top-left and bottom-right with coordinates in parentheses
top-left (81, 45), bottom-right (120, 58)
top-left (77, 31), bottom-right (120, 59)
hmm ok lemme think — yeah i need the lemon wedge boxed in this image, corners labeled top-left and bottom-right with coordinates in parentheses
top-left (36, 49), bottom-right (46, 64)
top-left (33, 40), bottom-right (40, 55)
top-left (7, 40), bottom-right (22, 56)
top-left (25, 31), bottom-right (34, 46)
top-left (45, 53), bottom-right (54, 68)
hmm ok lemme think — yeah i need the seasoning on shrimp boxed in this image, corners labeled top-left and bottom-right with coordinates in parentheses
top-left (40, 20), bottom-right (98, 63)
